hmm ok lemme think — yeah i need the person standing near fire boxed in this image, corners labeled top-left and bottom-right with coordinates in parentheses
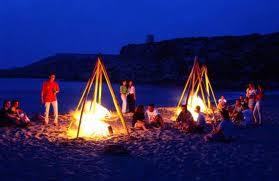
top-left (120, 80), bottom-right (128, 113)
top-left (41, 73), bottom-right (60, 125)
top-left (127, 80), bottom-right (136, 113)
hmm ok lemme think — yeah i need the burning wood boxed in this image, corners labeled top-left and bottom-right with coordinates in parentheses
top-left (67, 57), bottom-right (129, 139)
top-left (176, 56), bottom-right (217, 121)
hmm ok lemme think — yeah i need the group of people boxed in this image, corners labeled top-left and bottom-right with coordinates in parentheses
top-left (0, 73), bottom-right (265, 144)
top-left (0, 73), bottom-right (60, 127)
top-left (120, 80), bottom-right (136, 113)
top-left (132, 104), bottom-right (164, 131)
top-left (129, 82), bottom-right (265, 143)
top-left (0, 100), bottom-right (30, 127)
top-left (218, 83), bottom-right (264, 127)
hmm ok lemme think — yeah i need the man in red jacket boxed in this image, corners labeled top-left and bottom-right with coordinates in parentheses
top-left (41, 73), bottom-right (60, 125)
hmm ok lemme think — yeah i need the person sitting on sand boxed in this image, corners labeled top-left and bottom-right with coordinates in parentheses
top-left (0, 100), bottom-right (20, 126)
top-left (204, 109), bottom-right (234, 142)
top-left (239, 96), bottom-right (245, 107)
top-left (230, 99), bottom-right (243, 124)
top-left (145, 104), bottom-right (164, 128)
top-left (9, 100), bottom-right (31, 125)
top-left (217, 96), bottom-right (227, 110)
top-left (176, 104), bottom-right (195, 132)
top-left (132, 105), bottom-right (148, 131)
top-left (241, 105), bottom-right (253, 127)
top-left (195, 105), bottom-right (206, 132)
top-left (243, 97), bottom-right (249, 110)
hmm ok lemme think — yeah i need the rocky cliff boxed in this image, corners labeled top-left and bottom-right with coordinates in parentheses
top-left (1, 32), bottom-right (279, 88)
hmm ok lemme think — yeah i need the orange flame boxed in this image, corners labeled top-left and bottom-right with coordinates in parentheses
top-left (67, 102), bottom-right (111, 138)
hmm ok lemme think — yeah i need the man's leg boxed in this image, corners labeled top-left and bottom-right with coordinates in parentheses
top-left (52, 101), bottom-right (59, 124)
top-left (44, 102), bottom-right (50, 124)
top-left (253, 103), bottom-right (259, 124)
top-left (258, 102), bottom-right (262, 125)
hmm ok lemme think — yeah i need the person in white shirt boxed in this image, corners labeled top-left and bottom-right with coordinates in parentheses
top-left (217, 96), bottom-right (227, 110)
top-left (145, 104), bottom-right (164, 128)
top-left (127, 80), bottom-right (136, 113)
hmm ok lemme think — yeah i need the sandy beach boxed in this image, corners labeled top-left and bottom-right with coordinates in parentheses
top-left (0, 103), bottom-right (279, 181)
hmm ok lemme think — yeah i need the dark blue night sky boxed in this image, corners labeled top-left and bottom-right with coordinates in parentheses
top-left (0, 0), bottom-right (279, 68)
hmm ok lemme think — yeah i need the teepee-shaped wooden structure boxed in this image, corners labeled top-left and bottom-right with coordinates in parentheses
top-left (69, 57), bottom-right (129, 138)
top-left (177, 56), bottom-right (217, 114)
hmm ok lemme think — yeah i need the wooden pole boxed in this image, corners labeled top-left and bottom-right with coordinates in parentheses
top-left (98, 62), bottom-right (103, 104)
top-left (99, 60), bottom-right (129, 135)
top-left (177, 60), bottom-right (196, 107)
top-left (91, 61), bottom-right (100, 111)
top-left (70, 65), bottom-right (97, 130)
top-left (198, 68), bottom-right (206, 106)
top-left (76, 77), bottom-right (92, 138)
top-left (207, 74), bottom-right (218, 108)
top-left (76, 65), bottom-right (97, 111)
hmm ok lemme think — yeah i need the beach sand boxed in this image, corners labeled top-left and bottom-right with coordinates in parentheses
top-left (0, 106), bottom-right (279, 180)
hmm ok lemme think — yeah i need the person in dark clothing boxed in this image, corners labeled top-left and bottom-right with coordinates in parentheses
top-left (0, 100), bottom-right (19, 126)
top-left (176, 104), bottom-right (195, 132)
top-left (230, 99), bottom-right (243, 124)
top-left (132, 105), bottom-right (148, 131)
top-left (127, 80), bottom-right (136, 113)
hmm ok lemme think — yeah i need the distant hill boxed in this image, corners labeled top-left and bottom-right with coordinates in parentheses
top-left (1, 32), bottom-right (279, 88)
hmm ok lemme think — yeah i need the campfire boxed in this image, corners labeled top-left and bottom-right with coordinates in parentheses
top-left (67, 57), bottom-right (129, 139)
top-left (176, 56), bottom-right (217, 121)
top-left (68, 102), bottom-right (111, 138)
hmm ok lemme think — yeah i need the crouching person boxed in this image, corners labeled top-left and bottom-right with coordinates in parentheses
top-left (132, 105), bottom-right (148, 131)
top-left (176, 104), bottom-right (195, 132)
top-left (204, 109), bottom-right (234, 142)
top-left (145, 104), bottom-right (164, 129)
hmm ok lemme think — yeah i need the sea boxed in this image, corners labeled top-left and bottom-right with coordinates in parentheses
top-left (0, 78), bottom-right (278, 114)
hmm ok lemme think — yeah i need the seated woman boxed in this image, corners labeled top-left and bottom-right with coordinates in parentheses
top-left (145, 104), bottom-right (164, 128)
top-left (132, 105), bottom-right (148, 131)
top-left (239, 96), bottom-right (245, 107)
top-left (230, 99), bottom-right (243, 124)
top-left (217, 96), bottom-right (227, 110)
top-left (9, 100), bottom-right (30, 125)
top-left (176, 105), bottom-right (195, 132)
top-left (0, 100), bottom-right (19, 126)
top-left (204, 109), bottom-right (234, 142)
top-left (194, 105), bottom-right (206, 132)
